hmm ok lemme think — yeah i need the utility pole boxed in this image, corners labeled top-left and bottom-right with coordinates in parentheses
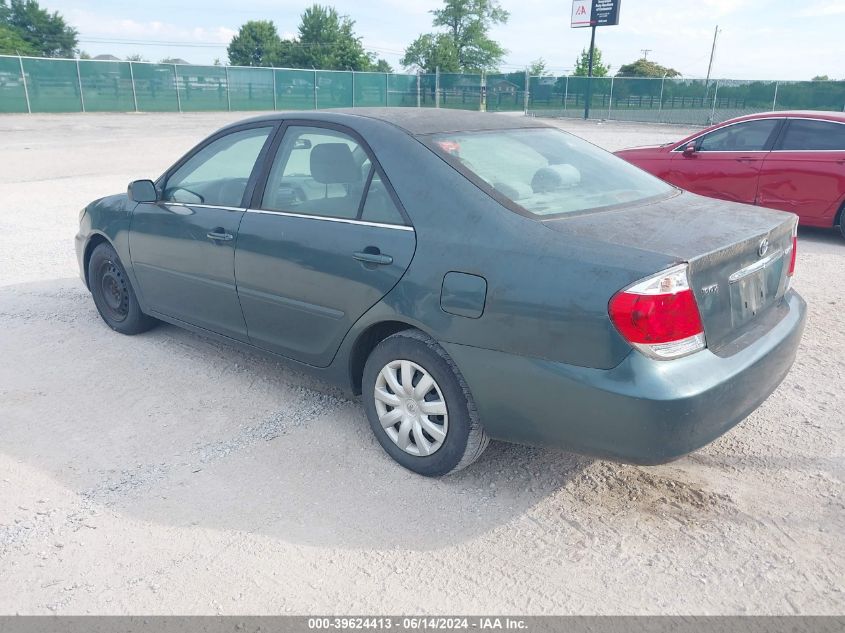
top-left (584, 24), bottom-right (597, 120)
top-left (704, 25), bottom-right (720, 96)
top-left (640, 49), bottom-right (652, 60)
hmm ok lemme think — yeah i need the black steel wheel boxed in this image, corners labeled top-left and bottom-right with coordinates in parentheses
top-left (88, 242), bottom-right (157, 335)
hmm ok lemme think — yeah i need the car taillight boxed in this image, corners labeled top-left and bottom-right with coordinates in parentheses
top-left (787, 235), bottom-right (797, 277)
top-left (608, 264), bottom-right (706, 360)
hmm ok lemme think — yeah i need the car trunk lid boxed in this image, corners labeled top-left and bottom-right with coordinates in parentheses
top-left (542, 191), bottom-right (798, 354)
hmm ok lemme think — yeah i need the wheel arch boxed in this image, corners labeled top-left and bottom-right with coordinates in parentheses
top-left (82, 232), bottom-right (113, 289)
top-left (348, 320), bottom-right (425, 395)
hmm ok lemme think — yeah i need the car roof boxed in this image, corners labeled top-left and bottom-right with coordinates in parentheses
top-left (230, 107), bottom-right (551, 135)
top-left (725, 110), bottom-right (845, 124)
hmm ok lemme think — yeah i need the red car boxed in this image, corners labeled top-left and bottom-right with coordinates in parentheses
top-left (615, 111), bottom-right (845, 238)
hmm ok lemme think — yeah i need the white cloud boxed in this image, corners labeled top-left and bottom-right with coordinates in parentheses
top-left (798, 1), bottom-right (845, 17)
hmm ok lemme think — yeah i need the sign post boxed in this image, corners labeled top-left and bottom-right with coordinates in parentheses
top-left (571, 0), bottom-right (621, 120)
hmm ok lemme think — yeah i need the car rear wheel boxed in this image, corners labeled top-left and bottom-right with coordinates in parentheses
top-left (362, 329), bottom-right (489, 476)
top-left (88, 242), bottom-right (157, 335)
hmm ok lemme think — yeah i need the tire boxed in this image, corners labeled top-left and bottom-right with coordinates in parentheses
top-left (88, 242), bottom-right (157, 335)
top-left (362, 329), bottom-right (489, 476)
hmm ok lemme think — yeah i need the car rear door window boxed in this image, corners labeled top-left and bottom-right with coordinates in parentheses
top-left (164, 127), bottom-right (273, 207)
top-left (697, 119), bottom-right (780, 152)
top-left (779, 119), bottom-right (845, 151)
top-left (360, 172), bottom-right (404, 225)
top-left (262, 126), bottom-right (370, 219)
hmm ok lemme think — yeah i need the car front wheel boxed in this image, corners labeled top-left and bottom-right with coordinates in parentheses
top-left (88, 242), bottom-right (157, 335)
top-left (362, 329), bottom-right (489, 476)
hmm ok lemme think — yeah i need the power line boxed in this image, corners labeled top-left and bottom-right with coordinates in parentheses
top-left (77, 36), bottom-right (406, 55)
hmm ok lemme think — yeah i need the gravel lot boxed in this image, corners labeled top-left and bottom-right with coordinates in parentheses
top-left (0, 112), bottom-right (843, 615)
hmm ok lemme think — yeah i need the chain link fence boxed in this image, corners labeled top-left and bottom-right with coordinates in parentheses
top-left (528, 76), bottom-right (845, 125)
top-left (0, 55), bottom-right (444, 113)
top-left (2, 55), bottom-right (844, 125)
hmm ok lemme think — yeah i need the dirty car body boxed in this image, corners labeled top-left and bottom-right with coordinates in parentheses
top-left (76, 109), bottom-right (807, 474)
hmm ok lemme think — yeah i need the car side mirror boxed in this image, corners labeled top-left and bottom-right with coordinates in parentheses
top-left (682, 143), bottom-right (697, 157)
top-left (128, 179), bottom-right (158, 203)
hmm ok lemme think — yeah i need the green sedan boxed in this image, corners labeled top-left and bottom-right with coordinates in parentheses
top-left (75, 109), bottom-right (806, 476)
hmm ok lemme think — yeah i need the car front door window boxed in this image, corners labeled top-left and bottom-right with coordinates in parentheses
top-left (164, 126), bottom-right (273, 207)
top-left (697, 119), bottom-right (780, 152)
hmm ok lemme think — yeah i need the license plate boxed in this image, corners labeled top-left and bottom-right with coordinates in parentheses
top-left (730, 268), bottom-right (770, 327)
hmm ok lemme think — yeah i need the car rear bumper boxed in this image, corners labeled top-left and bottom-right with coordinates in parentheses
top-left (442, 290), bottom-right (806, 464)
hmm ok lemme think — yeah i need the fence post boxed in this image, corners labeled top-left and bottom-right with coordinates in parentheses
top-left (435, 66), bottom-right (440, 108)
top-left (173, 64), bottom-right (182, 113)
top-left (607, 75), bottom-right (614, 119)
top-left (562, 75), bottom-right (569, 111)
top-left (224, 66), bottom-right (231, 111)
top-left (523, 70), bottom-right (529, 114)
top-left (480, 70), bottom-right (485, 111)
top-left (314, 69), bottom-right (318, 109)
top-left (772, 81), bottom-right (778, 111)
top-left (416, 72), bottom-right (421, 108)
top-left (385, 71), bottom-right (389, 107)
top-left (658, 73), bottom-right (666, 120)
top-left (129, 62), bottom-right (139, 112)
top-left (710, 79), bottom-right (720, 124)
top-left (272, 69), bottom-right (277, 110)
top-left (351, 71), bottom-right (355, 108)
top-left (76, 58), bottom-right (85, 112)
top-left (18, 56), bottom-right (31, 114)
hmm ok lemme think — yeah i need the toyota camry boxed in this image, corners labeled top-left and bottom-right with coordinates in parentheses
top-left (75, 109), bottom-right (807, 476)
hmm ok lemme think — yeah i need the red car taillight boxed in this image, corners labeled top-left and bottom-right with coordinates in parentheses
top-left (787, 236), bottom-right (797, 277)
top-left (608, 264), bottom-right (706, 360)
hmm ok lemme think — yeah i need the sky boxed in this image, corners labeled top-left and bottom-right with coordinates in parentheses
top-left (42, 0), bottom-right (845, 80)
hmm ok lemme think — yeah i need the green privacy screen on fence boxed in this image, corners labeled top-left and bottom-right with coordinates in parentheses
top-left (2, 55), bottom-right (844, 125)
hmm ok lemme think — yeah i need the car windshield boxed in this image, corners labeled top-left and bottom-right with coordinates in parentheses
top-left (427, 127), bottom-right (674, 216)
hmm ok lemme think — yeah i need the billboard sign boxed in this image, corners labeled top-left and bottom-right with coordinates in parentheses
top-left (571, 0), bottom-right (621, 28)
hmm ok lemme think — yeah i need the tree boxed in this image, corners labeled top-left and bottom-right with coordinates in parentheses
top-left (0, 22), bottom-right (35, 55)
top-left (285, 4), bottom-right (372, 71)
top-left (573, 47), bottom-right (609, 77)
top-left (0, 0), bottom-right (77, 57)
top-left (371, 58), bottom-right (393, 73)
top-left (812, 75), bottom-right (830, 81)
top-left (402, 0), bottom-right (508, 72)
top-left (616, 57), bottom-right (680, 78)
top-left (228, 7), bottom-right (382, 71)
top-left (528, 57), bottom-right (550, 77)
top-left (227, 20), bottom-right (280, 67)
top-left (401, 32), bottom-right (459, 73)
top-left (124, 54), bottom-right (147, 62)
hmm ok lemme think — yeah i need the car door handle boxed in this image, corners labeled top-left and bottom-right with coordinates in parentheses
top-left (207, 230), bottom-right (234, 242)
top-left (353, 251), bottom-right (393, 266)
top-left (735, 157), bottom-right (757, 163)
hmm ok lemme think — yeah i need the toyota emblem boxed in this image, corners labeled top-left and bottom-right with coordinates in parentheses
top-left (758, 238), bottom-right (769, 258)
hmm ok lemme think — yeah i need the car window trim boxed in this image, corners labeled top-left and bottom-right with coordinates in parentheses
top-left (671, 117), bottom-right (785, 153)
top-left (250, 119), bottom-right (412, 227)
top-left (155, 121), bottom-right (281, 210)
top-left (357, 165), bottom-right (376, 220)
top-left (245, 208), bottom-right (414, 231)
top-left (771, 117), bottom-right (845, 152)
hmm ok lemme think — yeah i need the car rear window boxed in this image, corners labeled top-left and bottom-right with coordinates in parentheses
top-left (425, 127), bottom-right (674, 217)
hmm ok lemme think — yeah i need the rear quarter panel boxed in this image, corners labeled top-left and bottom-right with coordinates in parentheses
top-left (339, 122), bottom-right (676, 371)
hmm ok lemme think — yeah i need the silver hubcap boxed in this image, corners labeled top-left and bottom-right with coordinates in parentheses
top-left (374, 359), bottom-right (448, 457)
